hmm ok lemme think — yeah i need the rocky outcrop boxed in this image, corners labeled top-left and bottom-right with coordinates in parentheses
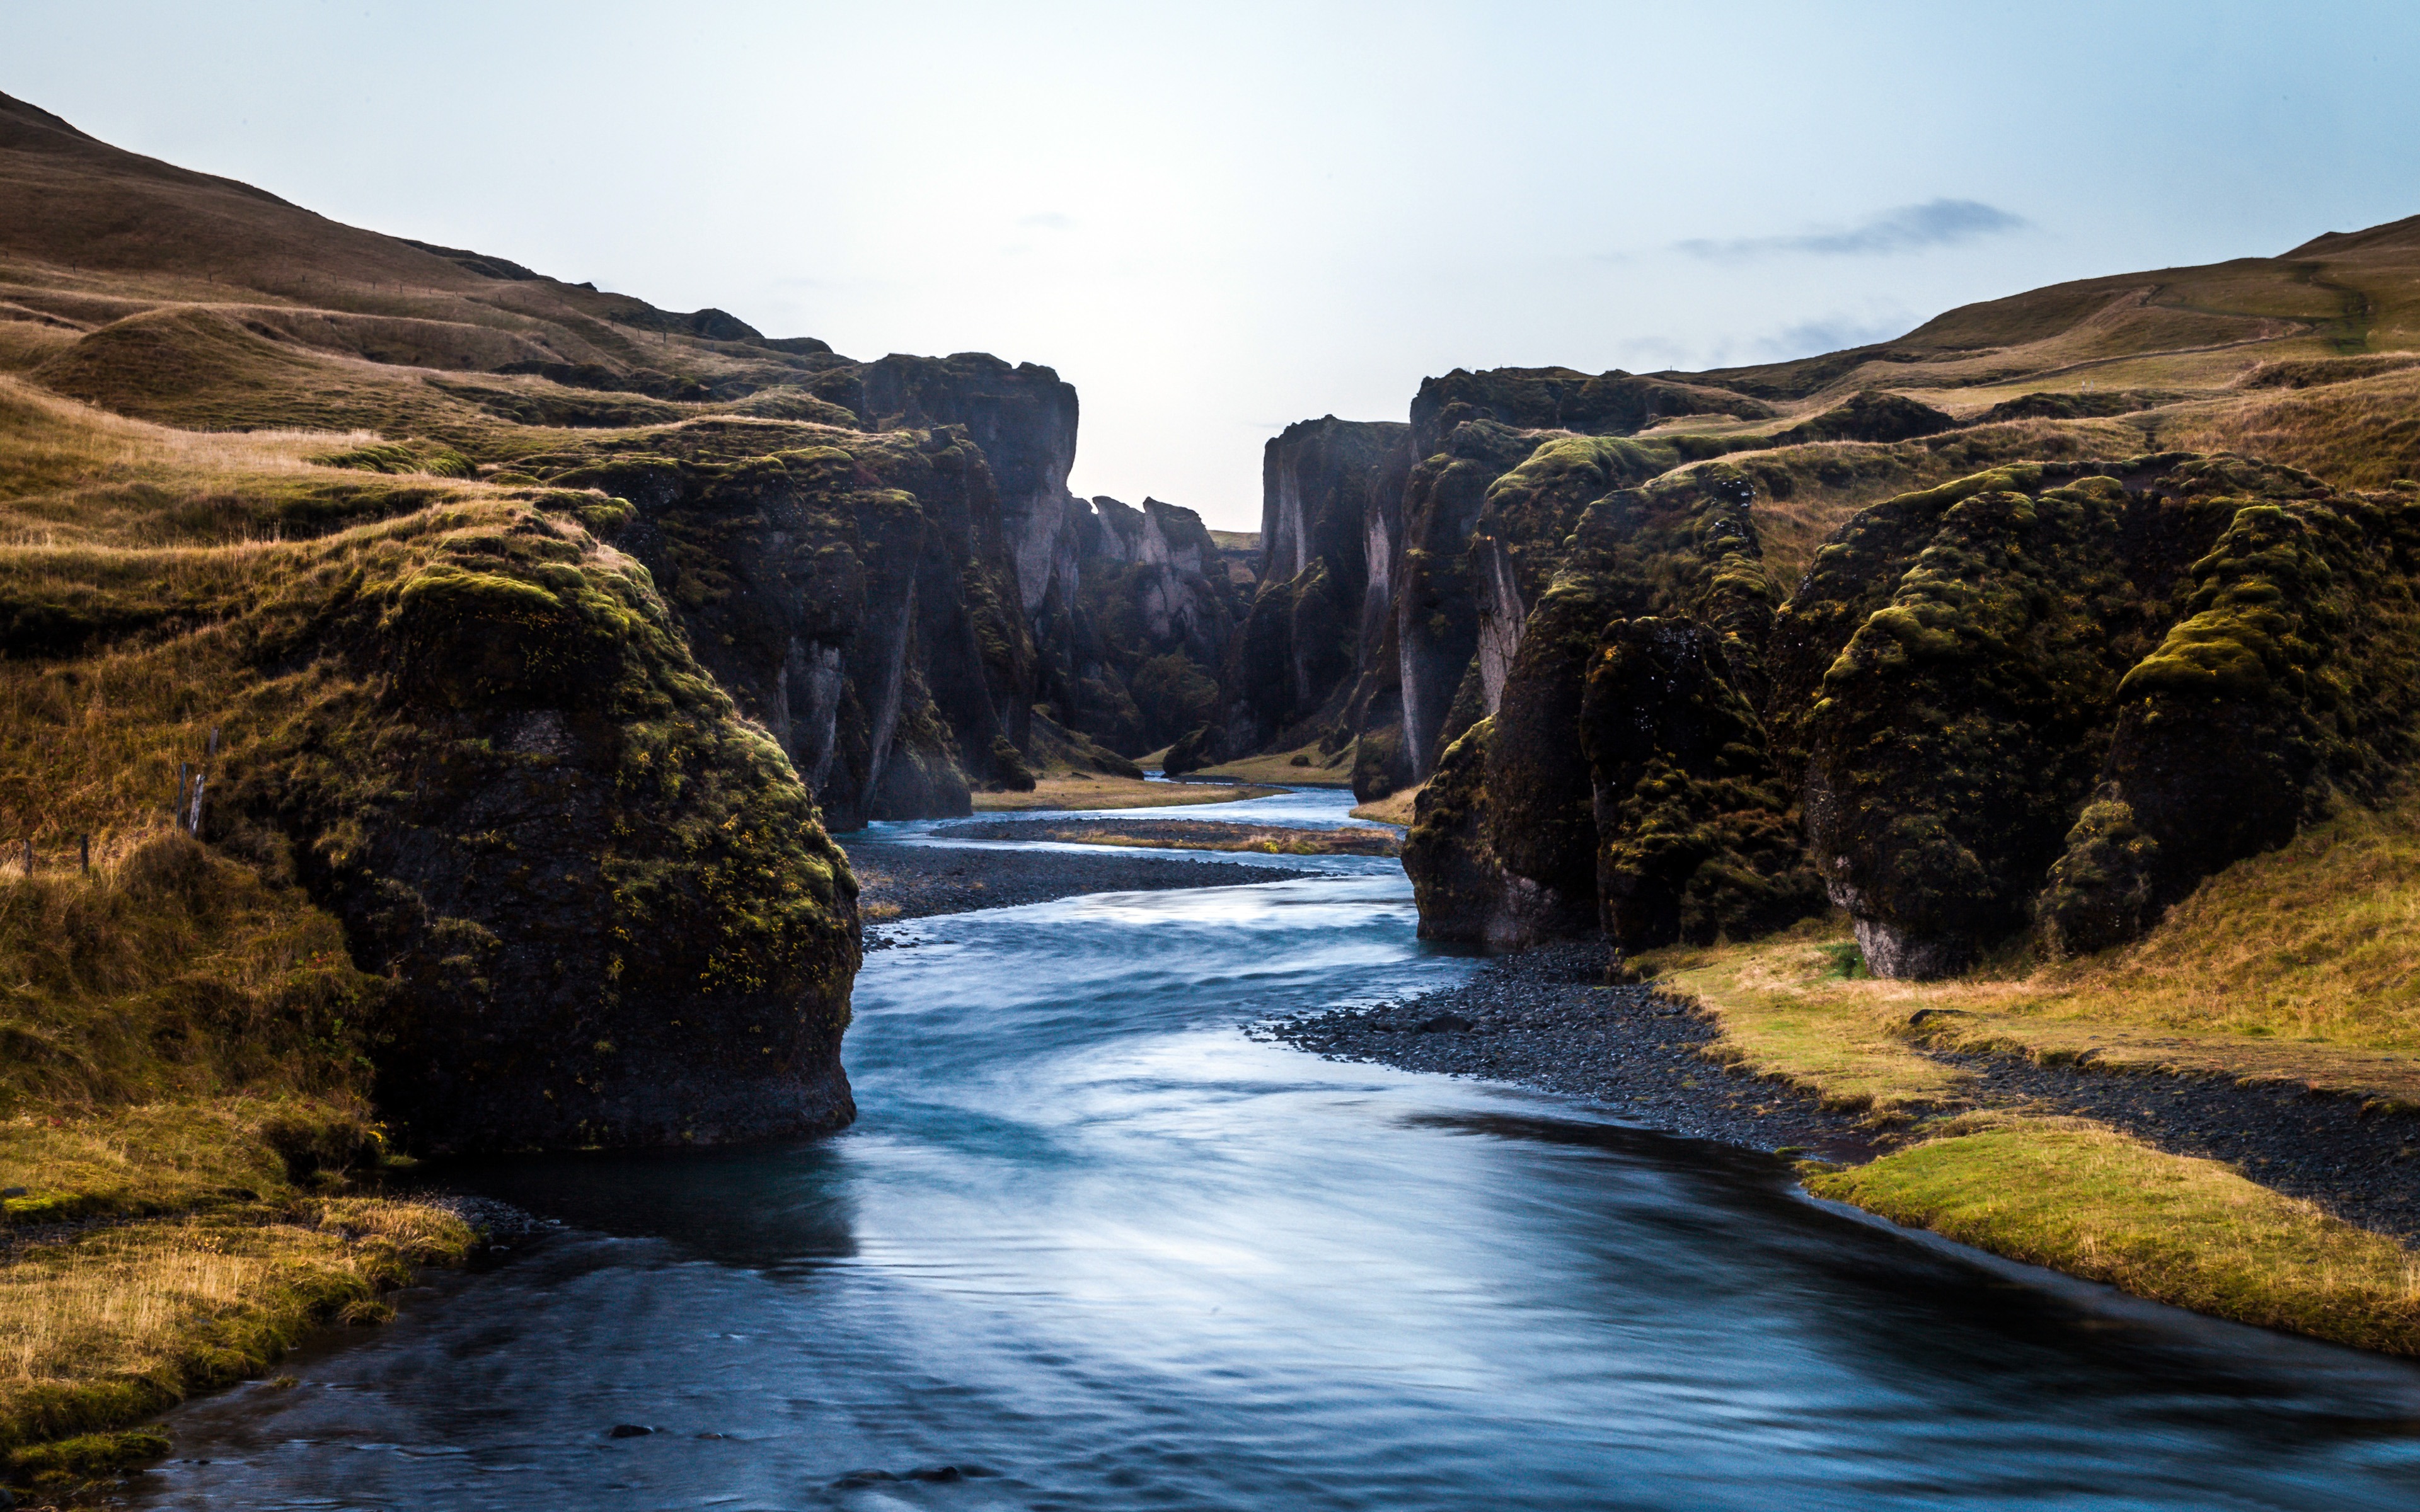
top-left (1052, 495), bottom-right (1240, 755)
top-left (815, 353), bottom-right (1085, 623)
top-left (214, 498), bottom-right (861, 1152)
top-left (516, 419), bottom-right (1037, 829)
top-left (1220, 417), bottom-right (1410, 759)
top-left (1398, 440), bottom-right (2420, 975)
top-left (799, 353), bottom-right (1236, 764)
top-left (1404, 461), bottom-right (1814, 948)
top-left (1771, 389), bottom-right (1956, 445)
top-left (2036, 469), bottom-right (2420, 955)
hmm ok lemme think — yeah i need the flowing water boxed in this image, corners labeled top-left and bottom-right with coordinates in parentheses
top-left (132, 792), bottom-right (2420, 1510)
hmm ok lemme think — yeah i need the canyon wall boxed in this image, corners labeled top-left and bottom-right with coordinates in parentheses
top-left (1227, 356), bottom-right (2420, 979)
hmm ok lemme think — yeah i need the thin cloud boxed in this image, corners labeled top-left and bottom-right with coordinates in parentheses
top-left (1675, 199), bottom-right (2026, 260)
top-left (1018, 211), bottom-right (1076, 230)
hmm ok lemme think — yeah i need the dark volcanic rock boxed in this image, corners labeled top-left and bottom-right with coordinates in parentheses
top-left (1222, 416), bottom-right (1410, 760)
top-left (1259, 941), bottom-right (1866, 1156)
top-left (231, 519), bottom-right (860, 1154)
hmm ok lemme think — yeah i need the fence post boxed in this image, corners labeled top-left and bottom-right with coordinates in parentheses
top-left (20, 840), bottom-right (30, 879)
top-left (80, 834), bottom-right (90, 876)
top-left (208, 727), bottom-right (220, 759)
top-left (178, 762), bottom-right (191, 822)
top-left (189, 775), bottom-right (206, 837)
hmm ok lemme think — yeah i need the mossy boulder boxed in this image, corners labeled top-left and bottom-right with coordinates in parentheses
top-left (2039, 482), bottom-right (2420, 953)
top-left (1404, 718), bottom-right (1570, 946)
top-left (1582, 618), bottom-right (1824, 947)
top-left (212, 507), bottom-right (861, 1152)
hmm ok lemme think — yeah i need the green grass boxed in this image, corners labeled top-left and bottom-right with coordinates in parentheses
top-left (1811, 1118), bottom-right (2420, 1355)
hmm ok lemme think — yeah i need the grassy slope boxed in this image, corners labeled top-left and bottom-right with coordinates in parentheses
top-left (1637, 779), bottom-right (2420, 1351)
top-left (0, 386), bottom-right (524, 1489)
top-left (1187, 739), bottom-right (1357, 788)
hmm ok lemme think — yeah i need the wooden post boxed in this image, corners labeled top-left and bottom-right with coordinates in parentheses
top-left (20, 840), bottom-right (30, 879)
top-left (189, 775), bottom-right (205, 837)
top-left (208, 727), bottom-right (220, 759)
top-left (79, 834), bottom-right (89, 876)
top-left (177, 762), bottom-right (190, 820)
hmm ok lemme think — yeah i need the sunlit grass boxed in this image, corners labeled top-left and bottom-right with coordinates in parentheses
top-left (1811, 1117), bottom-right (2420, 1355)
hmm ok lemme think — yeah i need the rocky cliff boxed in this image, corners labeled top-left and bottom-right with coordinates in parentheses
top-left (1051, 495), bottom-right (1243, 755)
top-left (0, 89), bottom-right (1225, 1159)
top-left (1236, 219), bottom-right (2420, 973)
top-left (1212, 417), bottom-right (1409, 765)
top-left (1399, 449), bottom-right (2420, 967)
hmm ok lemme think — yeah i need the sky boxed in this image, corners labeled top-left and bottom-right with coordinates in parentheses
top-left (11, 1), bottom-right (2420, 529)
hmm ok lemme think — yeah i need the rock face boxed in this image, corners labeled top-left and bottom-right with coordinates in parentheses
top-left (822, 353), bottom-right (1085, 621)
top-left (1055, 495), bottom-right (1242, 755)
top-left (221, 498), bottom-right (861, 1152)
top-left (1404, 461), bottom-right (1817, 948)
top-left (801, 353), bottom-right (1238, 764)
top-left (514, 420), bottom-right (1037, 830)
top-left (1218, 417), bottom-right (1410, 763)
top-left (1398, 442), bottom-right (2420, 974)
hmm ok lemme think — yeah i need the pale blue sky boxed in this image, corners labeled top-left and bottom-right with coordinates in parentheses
top-left (11, 1), bottom-right (2420, 527)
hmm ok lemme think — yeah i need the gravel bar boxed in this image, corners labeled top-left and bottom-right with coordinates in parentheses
top-left (1258, 941), bottom-right (1876, 1161)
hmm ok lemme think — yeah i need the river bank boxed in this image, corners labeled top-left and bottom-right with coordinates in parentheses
top-left (1258, 941), bottom-right (1872, 1160)
top-left (1275, 919), bottom-right (2420, 1358)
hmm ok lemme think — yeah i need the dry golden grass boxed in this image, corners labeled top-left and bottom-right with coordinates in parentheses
top-left (1348, 782), bottom-right (1422, 827)
top-left (1811, 1117), bottom-right (2420, 1355)
top-left (1645, 922), bottom-right (1973, 1121)
top-left (1645, 786), bottom-right (2420, 1353)
top-left (1185, 740), bottom-right (1355, 788)
top-left (2160, 367), bottom-right (2420, 489)
top-left (0, 1198), bottom-right (471, 1454)
top-left (1645, 788), bottom-right (2420, 1114)
top-left (0, 384), bottom-right (533, 1467)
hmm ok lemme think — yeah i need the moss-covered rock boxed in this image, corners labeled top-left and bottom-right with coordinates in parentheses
top-left (1582, 618), bottom-right (1824, 947)
top-left (523, 420), bottom-right (1035, 825)
top-left (1801, 477), bottom-right (2166, 973)
top-left (1789, 453), bottom-right (2411, 974)
top-left (1404, 718), bottom-right (1572, 946)
top-left (1770, 389), bottom-right (1956, 445)
top-left (1403, 459), bottom-right (1792, 946)
top-left (2038, 478), bottom-right (2420, 954)
top-left (228, 508), bottom-right (861, 1151)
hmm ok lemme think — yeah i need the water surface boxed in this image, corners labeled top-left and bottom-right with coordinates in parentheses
top-left (133, 794), bottom-right (2420, 1510)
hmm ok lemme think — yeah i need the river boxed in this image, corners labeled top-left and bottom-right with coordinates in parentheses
top-left (131, 791), bottom-right (2420, 1509)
